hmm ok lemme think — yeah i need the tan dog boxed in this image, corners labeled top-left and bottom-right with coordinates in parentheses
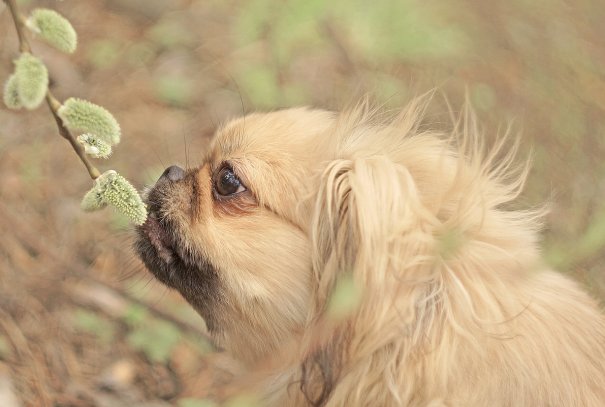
top-left (136, 98), bottom-right (605, 406)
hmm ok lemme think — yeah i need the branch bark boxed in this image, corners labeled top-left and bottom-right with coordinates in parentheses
top-left (3, 0), bottom-right (101, 180)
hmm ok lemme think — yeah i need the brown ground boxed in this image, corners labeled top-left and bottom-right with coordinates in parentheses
top-left (1, 0), bottom-right (604, 406)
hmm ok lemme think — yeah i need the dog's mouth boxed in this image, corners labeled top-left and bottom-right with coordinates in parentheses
top-left (135, 210), bottom-right (186, 288)
top-left (139, 212), bottom-right (177, 265)
top-left (135, 204), bottom-right (222, 325)
top-left (134, 183), bottom-right (222, 332)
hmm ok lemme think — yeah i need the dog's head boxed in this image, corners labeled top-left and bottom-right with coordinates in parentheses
top-left (136, 108), bottom-right (344, 365)
top-left (135, 99), bottom-right (538, 403)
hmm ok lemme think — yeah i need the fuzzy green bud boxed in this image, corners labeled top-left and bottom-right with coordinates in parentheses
top-left (77, 133), bottom-right (112, 159)
top-left (58, 98), bottom-right (121, 145)
top-left (99, 171), bottom-right (147, 225)
top-left (14, 53), bottom-right (49, 110)
top-left (3, 74), bottom-right (22, 109)
top-left (81, 186), bottom-right (107, 211)
top-left (83, 170), bottom-right (147, 225)
top-left (26, 8), bottom-right (78, 54)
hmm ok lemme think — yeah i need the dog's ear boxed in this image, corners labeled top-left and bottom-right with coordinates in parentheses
top-left (300, 154), bottom-right (427, 406)
top-left (310, 155), bottom-right (426, 311)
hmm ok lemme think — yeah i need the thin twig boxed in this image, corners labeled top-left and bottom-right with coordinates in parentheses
top-left (4, 0), bottom-right (30, 53)
top-left (3, 0), bottom-right (101, 180)
top-left (46, 93), bottom-right (101, 179)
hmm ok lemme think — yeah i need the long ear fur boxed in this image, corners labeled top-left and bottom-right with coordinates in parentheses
top-left (299, 94), bottom-right (440, 405)
top-left (301, 150), bottom-right (433, 405)
top-left (311, 155), bottom-right (428, 312)
top-left (299, 98), bottom-right (547, 406)
top-left (310, 97), bottom-right (439, 313)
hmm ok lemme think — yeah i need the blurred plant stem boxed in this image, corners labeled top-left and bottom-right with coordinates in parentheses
top-left (3, 0), bottom-right (101, 180)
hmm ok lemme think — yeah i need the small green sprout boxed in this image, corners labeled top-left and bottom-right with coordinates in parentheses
top-left (82, 170), bottom-right (147, 225)
top-left (436, 228), bottom-right (466, 260)
top-left (81, 185), bottom-right (107, 212)
top-left (77, 133), bottom-right (112, 159)
top-left (4, 0), bottom-right (142, 226)
top-left (3, 74), bottom-right (22, 109)
top-left (327, 274), bottom-right (362, 320)
top-left (14, 52), bottom-right (48, 110)
top-left (58, 98), bottom-right (121, 145)
top-left (26, 8), bottom-right (77, 54)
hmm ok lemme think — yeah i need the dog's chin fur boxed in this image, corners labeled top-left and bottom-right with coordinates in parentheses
top-left (136, 98), bottom-right (605, 406)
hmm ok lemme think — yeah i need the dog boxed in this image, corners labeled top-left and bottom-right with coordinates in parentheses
top-left (135, 97), bottom-right (605, 406)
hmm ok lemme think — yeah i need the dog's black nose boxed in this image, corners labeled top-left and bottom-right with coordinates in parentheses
top-left (159, 165), bottom-right (185, 182)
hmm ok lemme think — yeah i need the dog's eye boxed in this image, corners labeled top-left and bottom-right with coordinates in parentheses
top-left (215, 167), bottom-right (246, 196)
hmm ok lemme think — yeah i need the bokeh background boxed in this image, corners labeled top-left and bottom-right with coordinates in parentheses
top-left (1, 0), bottom-right (604, 405)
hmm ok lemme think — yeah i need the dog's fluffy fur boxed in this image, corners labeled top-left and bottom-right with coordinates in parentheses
top-left (136, 97), bottom-right (605, 406)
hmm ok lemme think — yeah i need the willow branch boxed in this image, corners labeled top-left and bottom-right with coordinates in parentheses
top-left (5, 0), bottom-right (30, 53)
top-left (3, 0), bottom-right (101, 180)
top-left (46, 93), bottom-right (101, 179)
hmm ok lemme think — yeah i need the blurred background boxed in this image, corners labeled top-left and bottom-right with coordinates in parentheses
top-left (1, 0), bottom-right (604, 405)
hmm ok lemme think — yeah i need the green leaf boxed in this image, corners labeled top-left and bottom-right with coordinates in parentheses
top-left (72, 309), bottom-right (115, 344)
top-left (224, 394), bottom-right (262, 407)
top-left (126, 42), bottom-right (157, 67)
top-left (3, 74), bottom-right (22, 109)
top-left (235, 64), bottom-right (281, 109)
top-left (86, 39), bottom-right (120, 69)
top-left (186, 335), bottom-right (214, 356)
top-left (436, 228), bottom-right (466, 260)
top-left (233, 0), bottom-right (275, 46)
top-left (58, 98), bottom-right (121, 145)
top-left (147, 17), bottom-right (195, 49)
top-left (26, 8), bottom-right (77, 53)
top-left (121, 303), bottom-right (150, 327)
top-left (154, 75), bottom-right (194, 107)
top-left (471, 83), bottom-right (497, 112)
top-left (546, 207), bottom-right (605, 269)
top-left (178, 399), bottom-right (218, 407)
top-left (127, 319), bottom-right (181, 363)
top-left (369, 72), bottom-right (408, 106)
top-left (14, 53), bottom-right (48, 110)
top-left (341, 0), bottom-right (469, 62)
top-left (326, 274), bottom-right (362, 320)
